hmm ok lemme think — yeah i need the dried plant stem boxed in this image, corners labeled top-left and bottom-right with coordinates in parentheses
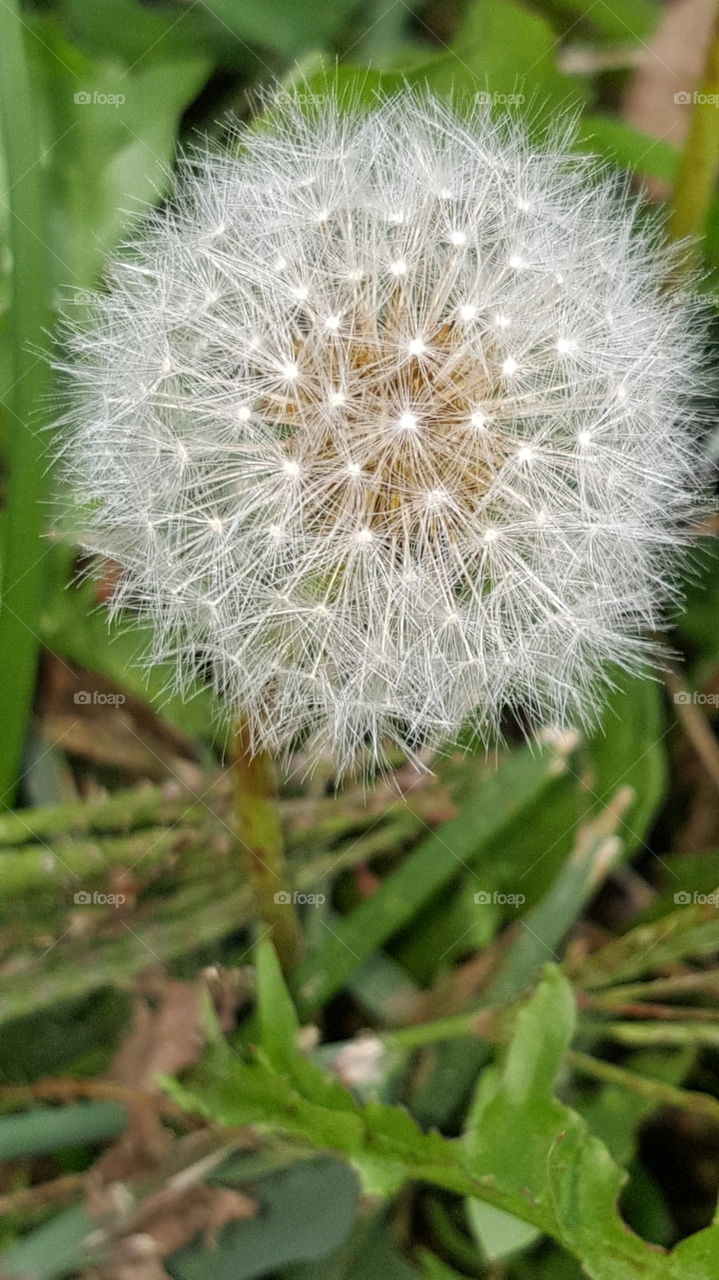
top-left (231, 719), bottom-right (303, 973)
top-left (664, 665), bottom-right (719, 794)
top-left (668, 3), bottom-right (719, 246)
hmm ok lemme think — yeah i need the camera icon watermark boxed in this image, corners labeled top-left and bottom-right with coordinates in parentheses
top-left (673, 691), bottom-right (719, 707)
top-left (474, 889), bottom-right (525, 907)
top-left (274, 890), bottom-right (326, 906)
top-left (74, 890), bottom-right (126, 907)
top-left (674, 90), bottom-right (719, 107)
top-left (74, 690), bottom-right (126, 706)
top-left (674, 890), bottom-right (719, 906)
top-left (74, 90), bottom-right (125, 108)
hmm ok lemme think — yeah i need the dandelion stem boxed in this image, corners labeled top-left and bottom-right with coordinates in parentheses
top-left (231, 718), bottom-right (303, 974)
top-left (667, 3), bottom-right (719, 246)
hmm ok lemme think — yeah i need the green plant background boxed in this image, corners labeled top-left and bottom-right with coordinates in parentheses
top-left (0, 2), bottom-right (718, 1278)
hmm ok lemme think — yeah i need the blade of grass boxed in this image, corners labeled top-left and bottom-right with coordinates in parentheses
top-left (294, 740), bottom-right (576, 1018)
top-left (489, 788), bottom-right (631, 1003)
top-left (0, 0), bottom-right (54, 807)
top-left (408, 791), bottom-right (630, 1126)
top-left (0, 1101), bottom-right (126, 1160)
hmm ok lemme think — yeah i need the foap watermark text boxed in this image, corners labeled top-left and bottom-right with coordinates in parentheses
top-left (474, 889), bottom-right (525, 907)
top-left (673, 691), bottom-right (719, 707)
top-left (74, 890), bottom-right (126, 907)
top-left (74, 690), bottom-right (126, 706)
top-left (674, 891), bottom-right (719, 907)
top-left (674, 91), bottom-right (719, 107)
top-left (274, 890), bottom-right (325, 907)
top-left (74, 91), bottom-right (125, 108)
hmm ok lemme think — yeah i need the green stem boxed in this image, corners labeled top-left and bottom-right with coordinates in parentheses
top-left (384, 1010), bottom-right (486, 1052)
top-left (667, 4), bottom-right (719, 245)
top-left (0, 0), bottom-right (54, 807)
top-left (231, 719), bottom-right (303, 974)
top-left (601, 1019), bottom-right (719, 1048)
top-left (567, 1049), bottom-right (719, 1124)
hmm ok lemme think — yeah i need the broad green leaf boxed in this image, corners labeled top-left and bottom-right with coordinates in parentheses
top-left (466, 1198), bottom-right (540, 1260)
top-left (59, 0), bottom-right (357, 63)
top-left (297, 1), bottom-right (586, 130)
top-left (169, 1158), bottom-right (360, 1280)
top-left (283, 1210), bottom-right (421, 1280)
top-left (463, 967), bottom-right (719, 1279)
top-left (425, 0), bottom-right (586, 120)
top-left (57, 0), bottom-right (248, 65)
top-left (40, 579), bottom-right (224, 741)
top-left (669, 1219), bottom-right (719, 1278)
top-left (166, 966), bottom-right (719, 1278)
top-left (30, 21), bottom-right (210, 287)
top-left (199, 0), bottom-right (361, 58)
top-left (575, 116), bottom-right (679, 183)
top-left (285, 63), bottom-right (393, 107)
top-left (548, 0), bottom-right (659, 41)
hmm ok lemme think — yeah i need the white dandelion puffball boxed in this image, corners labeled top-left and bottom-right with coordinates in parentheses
top-left (62, 94), bottom-right (706, 771)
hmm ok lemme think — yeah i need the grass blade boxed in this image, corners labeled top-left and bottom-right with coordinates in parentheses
top-left (0, 0), bottom-right (54, 806)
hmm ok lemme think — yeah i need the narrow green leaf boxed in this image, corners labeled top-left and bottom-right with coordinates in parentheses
top-left (491, 794), bottom-right (626, 1002)
top-left (256, 936), bottom-right (301, 1075)
top-left (0, 1205), bottom-right (94, 1280)
top-left (0, 0), bottom-right (53, 806)
top-left (295, 743), bottom-right (572, 1015)
top-left (0, 1100), bottom-right (126, 1159)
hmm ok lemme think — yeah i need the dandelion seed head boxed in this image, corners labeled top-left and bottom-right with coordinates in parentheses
top-left (59, 92), bottom-right (708, 772)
